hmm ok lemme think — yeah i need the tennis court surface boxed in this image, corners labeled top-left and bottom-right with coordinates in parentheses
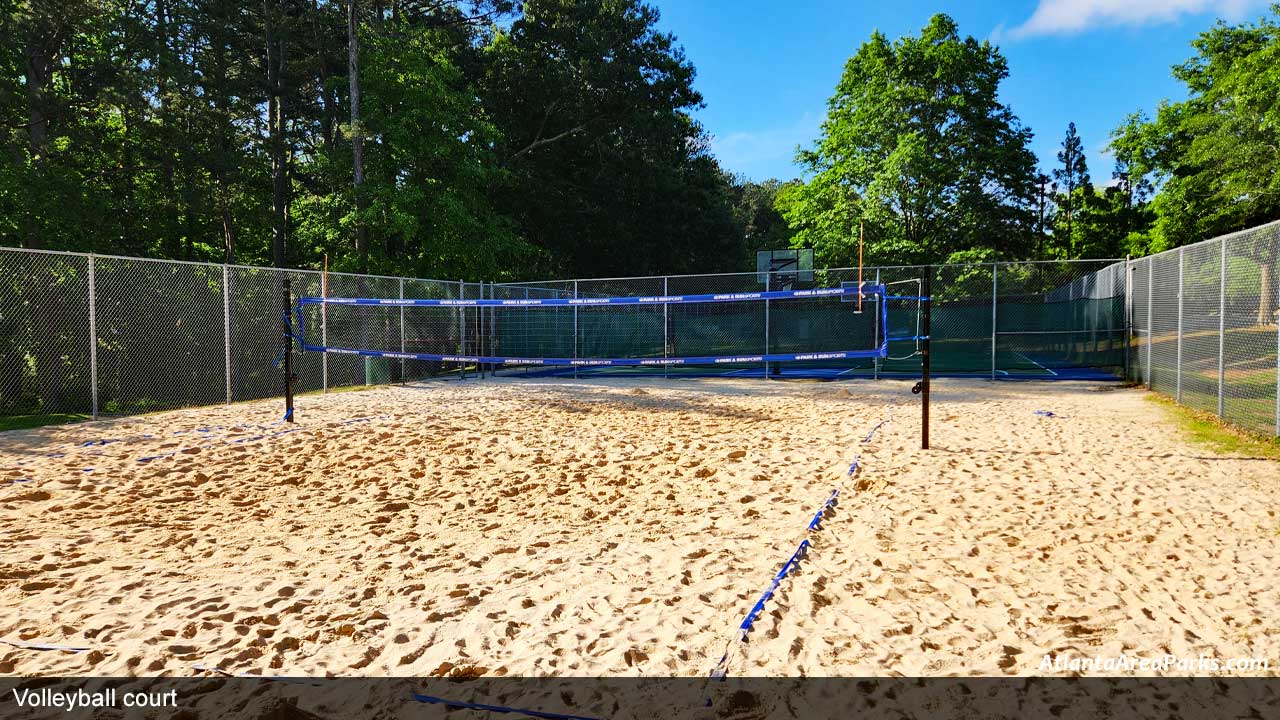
top-left (3, 377), bottom-right (1276, 682)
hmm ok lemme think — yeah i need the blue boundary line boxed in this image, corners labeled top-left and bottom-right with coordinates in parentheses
top-left (707, 489), bottom-right (839, 680)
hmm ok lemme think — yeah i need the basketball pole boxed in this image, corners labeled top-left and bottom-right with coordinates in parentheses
top-left (921, 266), bottom-right (931, 450)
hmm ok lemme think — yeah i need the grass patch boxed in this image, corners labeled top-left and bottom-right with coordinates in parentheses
top-left (0, 413), bottom-right (90, 433)
top-left (1146, 394), bottom-right (1280, 460)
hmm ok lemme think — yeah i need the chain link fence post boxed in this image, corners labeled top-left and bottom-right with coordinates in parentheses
top-left (88, 254), bottom-right (99, 420)
top-left (1176, 248), bottom-right (1184, 403)
top-left (1218, 239), bottom-right (1226, 416)
top-left (1124, 256), bottom-right (1132, 381)
top-left (990, 263), bottom-right (998, 380)
top-left (223, 264), bottom-right (232, 405)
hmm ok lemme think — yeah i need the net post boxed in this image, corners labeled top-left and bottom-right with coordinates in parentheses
top-left (1217, 239), bottom-right (1225, 416)
top-left (399, 277), bottom-right (406, 385)
top-left (663, 276), bottom-right (669, 380)
top-left (322, 256), bottom-right (328, 394)
top-left (458, 279), bottom-right (466, 380)
top-left (873, 268), bottom-right (881, 380)
top-left (764, 271), bottom-right (771, 379)
top-left (573, 280), bottom-right (579, 380)
top-left (1176, 248), bottom-right (1184, 402)
top-left (223, 264), bottom-right (232, 405)
top-left (88, 254), bottom-right (98, 420)
top-left (488, 281), bottom-right (496, 379)
top-left (283, 277), bottom-right (295, 423)
top-left (990, 263), bottom-right (998, 380)
top-left (922, 266), bottom-right (931, 450)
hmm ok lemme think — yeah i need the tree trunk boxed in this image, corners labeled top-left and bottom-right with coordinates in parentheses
top-left (23, 8), bottom-right (61, 250)
top-left (265, 0), bottom-right (288, 267)
top-left (349, 0), bottom-right (369, 273)
top-left (1259, 262), bottom-right (1276, 326)
top-left (22, 5), bottom-right (71, 411)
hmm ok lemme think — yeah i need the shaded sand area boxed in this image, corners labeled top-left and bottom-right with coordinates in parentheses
top-left (1, 378), bottom-right (1277, 679)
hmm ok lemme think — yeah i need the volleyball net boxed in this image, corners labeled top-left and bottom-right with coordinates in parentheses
top-left (289, 284), bottom-right (916, 370)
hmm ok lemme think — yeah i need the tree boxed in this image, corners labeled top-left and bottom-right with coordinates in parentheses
top-left (1033, 172), bottom-right (1055, 259)
top-left (1114, 5), bottom-right (1280, 321)
top-left (728, 176), bottom-right (792, 257)
top-left (781, 14), bottom-right (1040, 267)
top-left (480, 0), bottom-right (743, 277)
top-left (1052, 121), bottom-right (1090, 254)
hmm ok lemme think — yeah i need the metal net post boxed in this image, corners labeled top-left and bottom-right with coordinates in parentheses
top-left (399, 277), bottom-right (406, 383)
top-left (764, 271), bottom-right (771, 379)
top-left (458, 279), bottom-right (466, 380)
top-left (663, 276), bottom-right (669, 380)
top-left (573, 280), bottom-right (579, 380)
top-left (873, 268), bottom-right (881, 380)
top-left (282, 278), bottom-right (294, 422)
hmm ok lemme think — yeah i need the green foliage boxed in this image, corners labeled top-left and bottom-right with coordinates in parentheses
top-left (1116, 4), bottom-right (1280, 252)
top-left (480, 0), bottom-right (741, 277)
top-left (0, 0), bottom-right (754, 281)
top-left (781, 14), bottom-right (1040, 267)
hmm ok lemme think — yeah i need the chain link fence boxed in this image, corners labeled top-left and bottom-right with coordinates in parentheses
top-left (493, 259), bottom-right (1127, 380)
top-left (1129, 219), bottom-right (1280, 437)
top-left (0, 248), bottom-right (479, 420)
top-left (9, 229), bottom-right (1275, 437)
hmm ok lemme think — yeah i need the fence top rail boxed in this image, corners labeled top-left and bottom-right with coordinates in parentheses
top-left (1137, 218), bottom-right (1280, 262)
top-left (0, 245), bottom-right (461, 288)
top-left (0, 243), bottom-right (1125, 290)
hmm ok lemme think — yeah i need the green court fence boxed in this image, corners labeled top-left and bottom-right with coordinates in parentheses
top-left (491, 260), bottom-right (1128, 379)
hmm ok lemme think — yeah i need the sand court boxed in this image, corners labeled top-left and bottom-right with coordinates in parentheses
top-left (0, 377), bottom-right (1277, 678)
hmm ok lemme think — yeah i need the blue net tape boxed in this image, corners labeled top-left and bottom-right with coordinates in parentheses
top-left (300, 343), bottom-right (887, 367)
top-left (301, 285), bottom-right (886, 308)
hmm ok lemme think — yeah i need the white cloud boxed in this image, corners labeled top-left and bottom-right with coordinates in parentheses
top-left (709, 112), bottom-right (821, 181)
top-left (1008, 0), bottom-right (1265, 38)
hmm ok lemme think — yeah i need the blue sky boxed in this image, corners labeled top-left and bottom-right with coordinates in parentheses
top-left (649, 0), bottom-right (1273, 182)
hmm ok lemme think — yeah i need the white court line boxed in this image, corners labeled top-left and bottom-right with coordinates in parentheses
top-left (1014, 351), bottom-right (1058, 377)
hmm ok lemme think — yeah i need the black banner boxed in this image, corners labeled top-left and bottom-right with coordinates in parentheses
top-left (1, 677), bottom-right (1276, 719)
